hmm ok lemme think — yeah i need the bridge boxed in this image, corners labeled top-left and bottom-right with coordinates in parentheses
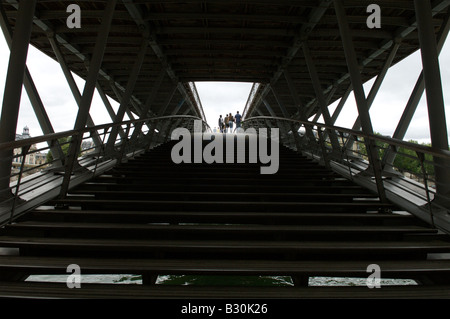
top-left (0, 0), bottom-right (450, 299)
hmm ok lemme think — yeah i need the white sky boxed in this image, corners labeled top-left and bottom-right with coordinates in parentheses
top-left (0, 30), bottom-right (449, 145)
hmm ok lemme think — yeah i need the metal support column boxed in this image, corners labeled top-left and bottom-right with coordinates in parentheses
top-left (155, 84), bottom-right (180, 138)
top-left (345, 41), bottom-right (401, 150)
top-left (0, 0), bottom-right (37, 200)
top-left (303, 42), bottom-right (340, 152)
top-left (331, 84), bottom-right (352, 124)
top-left (171, 99), bottom-right (186, 116)
top-left (158, 83), bottom-right (178, 117)
top-left (383, 10), bottom-right (450, 170)
top-left (334, 0), bottom-right (387, 203)
top-left (284, 69), bottom-right (316, 142)
top-left (95, 84), bottom-right (126, 139)
top-left (270, 87), bottom-right (290, 118)
top-left (414, 0), bottom-right (450, 205)
top-left (48, 36), bottom-right (103, 150)
top-left (106, 39), bottom-right (149, 152)
top-left (129, 69), bottom-right (166, 145)
top-left (0, 4), bottom-right (64, 165)
top-left (59, 0), bottom-right (117, 198)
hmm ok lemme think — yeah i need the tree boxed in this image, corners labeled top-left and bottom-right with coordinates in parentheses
top-left (46, 137), bottom-right (80, 163)
top-left (357, 135), bottom-right (435, 178)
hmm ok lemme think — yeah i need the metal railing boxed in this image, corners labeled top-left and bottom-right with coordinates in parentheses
top-left (0, 115), bottom-right (210, 225)
top-left (242, 116), bottom-right (450, 232)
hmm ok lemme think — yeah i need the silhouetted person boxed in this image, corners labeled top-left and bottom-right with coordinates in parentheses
top-left (218, 115), bottom-right (224, 133)
top-left (234, 111), bottom-right (242, 132)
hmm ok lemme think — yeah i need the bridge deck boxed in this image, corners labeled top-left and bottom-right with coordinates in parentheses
top-left (1, 139), bottom-right (450, 298)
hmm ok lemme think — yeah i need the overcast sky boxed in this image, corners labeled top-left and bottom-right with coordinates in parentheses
top-left (0, 30), bottom-right (449, 145)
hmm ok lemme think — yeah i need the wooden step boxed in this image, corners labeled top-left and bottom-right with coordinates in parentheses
top-left (106, 171), bottom-right (341, 181)
top-left (46, 198), bottom-right (395, 213)
top-left (1, 256), bottom-right (450, 278)
top-left (24, 210), bottom-right (420, 226)
top-left (0, 236), bottom-right (449, 256)
top-left (66, 190), bottom-right (378, 202)
top-left (4, 221), bottom-right (436, 241)
top-left (77, 182), bottom-right (372, 194)
top-left (1, 281), bottom-right (449, 299)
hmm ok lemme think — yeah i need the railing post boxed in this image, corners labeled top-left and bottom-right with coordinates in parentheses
top-left (290, 123), bottom-right (302, 153)
top-left (117, 123), bottom-right (132, 163)
top-left (416, 151), bottom-right (436, 228)
top-left (92, 128), bottom-right (109, 177)
top-left (317, 127), bottom-right (331, 169)
top-left (58, 134), bottom-right (81, 199)
top-left (9, 145), bottom-right (31, 223)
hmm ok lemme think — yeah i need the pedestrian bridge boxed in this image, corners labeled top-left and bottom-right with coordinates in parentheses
top-left (0, 0), bottom-right (450, 298)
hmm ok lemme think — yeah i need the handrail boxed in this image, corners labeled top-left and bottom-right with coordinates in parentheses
top-left (242, 116), bottom-right (450, 160)
top-left (0, 115), bottom-right (209, 152)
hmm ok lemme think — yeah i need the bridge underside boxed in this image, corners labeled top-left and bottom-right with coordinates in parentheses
top-left (0, 0), bottom-right (450, 299)
top-left (2, 1), bottom-right (449, 117)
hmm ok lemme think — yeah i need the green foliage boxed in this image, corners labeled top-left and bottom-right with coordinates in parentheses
top-left (393, 142), bottom-right (434, 176)
top-left (156, 275), bottom-right (293, 286)
top-left (357, 135), bottom-right (435, 177)
top-left (46, 137), bottom-right (80, 163)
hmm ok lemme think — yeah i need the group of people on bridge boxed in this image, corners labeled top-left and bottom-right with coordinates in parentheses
top-left (216, 111), bottom-right (242, 133)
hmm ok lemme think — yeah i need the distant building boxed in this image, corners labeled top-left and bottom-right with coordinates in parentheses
top-left (12, 126), bottom-right (47, 169)
top-left (81, 139), bottom-right (95, 152)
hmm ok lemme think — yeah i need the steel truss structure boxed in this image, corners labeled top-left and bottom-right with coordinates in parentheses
top-left (0, 0), bottom-right (449, 234)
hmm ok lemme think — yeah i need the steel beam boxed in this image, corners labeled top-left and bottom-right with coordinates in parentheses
top-left (345, 41), bottom-right (401, 149)
top-left (243, 0), bottom-right (332, 118)
top-left (0, 4), bottom-right (64, 165)
top-left (0, 0), bottom-right (37, 200)
top-left (129, 69), bottom-right (166, 144)
top-left (270, 87), bottom-right (289, 118)
top-left (71, 0), bottom-right (117, 132)
top-left (303, 42), bottom-right (340, 152)
top-left (106, 39), bottom-right (149, 151)
top-left (331, 85), bottom-right (352, 125)
top-left (383, 13), bottom-right (450, 170)
top-left (122, 0), bottom-right (202, 120)
top-left (311, 85), bottom-right (338, 122)
top-left (284, 69), bottom-right (303, 113)
top-left (414, 0), bottom-right (450, 203)
top-left (158, 84), bottom-right (178, 116)
top-left (48, 36), bottom-right (103, 149)
top-left (171, 99), bottom-right (186, 116)
top-left (334, 0), bottom-right (387, 204)
top-left (95, 84), bottom-right (126, 139)
top-left (59, 0), bottom-right (117, 198)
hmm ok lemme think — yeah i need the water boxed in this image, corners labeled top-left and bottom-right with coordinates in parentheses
top-left (26, 274), bottom-right (418, 287)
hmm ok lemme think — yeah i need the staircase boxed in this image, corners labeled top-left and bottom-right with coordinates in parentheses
top-left (1, 136), bottom-right (450, 298)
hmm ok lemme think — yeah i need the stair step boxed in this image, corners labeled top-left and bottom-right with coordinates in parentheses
top-left (25, 210), bottom-right (420, 226)
top-left (1, 256), bottom-right (449, 278)
top-left (3, 138), bottom-right (448, 299)
top-left (80, 182), bottom-right (368, 190)
top-left (46, 198), bottom-right (395, 213)
top-left (0, 236), bottom-right (449, 255)
top-left (66, 190), bottom-right (378, 202)
top-left (4, 221), bottom-right (435, 241)
top-left (1, 281), bottom-right (450, 299)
